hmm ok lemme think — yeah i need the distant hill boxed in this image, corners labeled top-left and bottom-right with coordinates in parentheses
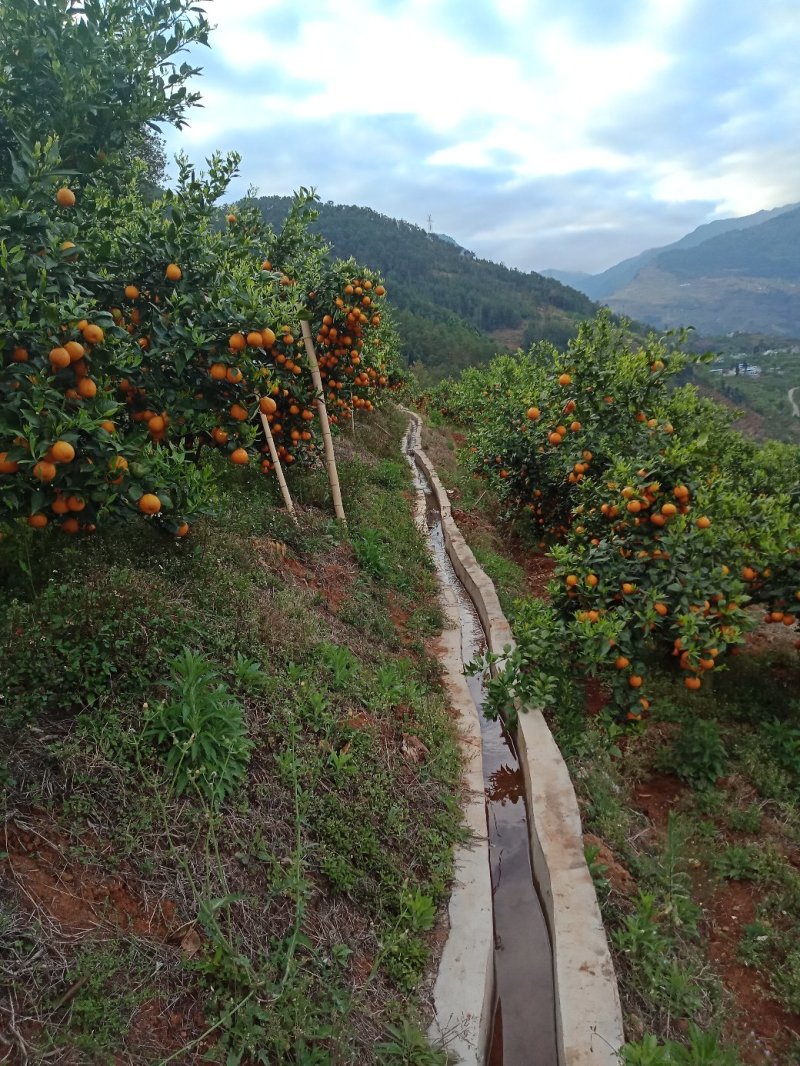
top-left (543, 203), bottom-right (800, 334)
top-left (252, 197), bottom-right (598, 380)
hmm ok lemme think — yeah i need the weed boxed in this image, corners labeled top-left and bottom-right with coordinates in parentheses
top-left (144, 648), bottom-right (253, 803)
top-left (661, 719), bottom-right (727, 788)
top-left (376, 1021), bottom-right (449, 1065)
top-left (712, 844), bottom-right (763, 881)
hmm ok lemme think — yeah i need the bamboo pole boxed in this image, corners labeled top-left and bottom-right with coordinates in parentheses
top-left (300, 318), bottom-right (346, 525)
top-left (259, 409), bottom-right (299, 525)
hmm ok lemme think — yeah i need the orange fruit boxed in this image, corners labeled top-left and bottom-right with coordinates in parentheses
top-left (165, 263), bottom-right (182, 280)
top-left (615, 656), bottom-right (630, 670)
top-left (226, 367), bottom-right (243, 384)
top-left (64, 340), bottom-right (85, 361)
top-left (229, 333), bottom-right (246, 352)
top-left (226, 213), bottom-right (236, 224)
top-left (50, 440), bottom-right (75, 463)
top-left (82, 324), bottom-right (104, 344)
top-left (259, 396), bottom-right (277, 415)
top-left (210, 363), bottom-right (227, 380)
top-left (570, 421), bottom-right (581, 432)
top-left (77, 378), bottom-right (97, 398)
top-left (628, 675), bottom-right (643, 688)
top-left (61, 517), bottom-right (80, 534)
top-left (52, 496), bottom-right (70, 515)
top-left (49, 346), bottom-right (71, 369)
top-left (33, 460), bottom-right (57, 481)
top-left (176, 522), bottom-right (190, 537)
top-left (230, 403), bottom-right (248, 421)
top-left (654, 603), bottom-right (668, 616)
top-left (56, 187), bottom-right (76, 207)
top-left (246, 331), bottom-right (263, 348)
top-left (261, 328), bottom-right (277, 348)
top-left (124, 284), bottom-right (140, 300)
top-left (230, 448), bottom-right (249, 465)
top-left (66, 495), bottom-right (86, 512)
top-left (148, 415), bottom-right (166, 434)
top-left (12, 347), bottom-right (29, 362)
top-left (138, 493), bottom-right (161, 515)
top-left (0, 452), bottom-right (19, 474)
top-left (661, 502), bottom-right (677, 516)
top-left (696, 516), bottom-right (711, 529)
top-left (684, 676), bottom-right (702, 690)
top-left (586, 574), bottom-right (598, 587)
top-left (558, 373), bottom-right (571, 386)
top-left (27, 513), bottom-right (48, 529)
top-left (526, 406), bottom-right (540, 420)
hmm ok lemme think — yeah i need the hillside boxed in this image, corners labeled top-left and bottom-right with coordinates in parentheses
top-left (252, 197), bottom-right (598, 380)
top-left (543, 203), bottom-right (797, 301)
top-left (544, 203), bottom-right (800, 335)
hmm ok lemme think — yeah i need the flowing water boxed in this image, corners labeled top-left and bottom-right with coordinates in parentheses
top-left (403, 423), bottom-right (558, 1065)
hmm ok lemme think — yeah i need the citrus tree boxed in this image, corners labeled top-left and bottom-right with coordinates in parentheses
top-left (0, 1), bottom-right (401, 539)
top-left (436, 312), bottom-right (800, 716)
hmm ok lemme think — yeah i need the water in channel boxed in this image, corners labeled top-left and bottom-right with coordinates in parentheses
top-left (405, 437), bottom-right (558, 1065)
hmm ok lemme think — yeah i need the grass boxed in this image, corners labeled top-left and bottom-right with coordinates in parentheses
top-left (0, 405), bottom-right (461, 1064)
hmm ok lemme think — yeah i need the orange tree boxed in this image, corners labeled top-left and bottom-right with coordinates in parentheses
top-left (436, 312), bottom-right (800, 717)
top-left (0, 3), bottom-right (401, 539)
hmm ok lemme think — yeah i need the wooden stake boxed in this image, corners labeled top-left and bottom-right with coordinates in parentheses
top-left (259, 410), bottom-right (299, 525)
top-left (300, 318), bottom-right (346, 525)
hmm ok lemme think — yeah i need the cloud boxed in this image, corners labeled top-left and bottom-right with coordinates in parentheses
top-left (162, 0), bottom-right (800, 273)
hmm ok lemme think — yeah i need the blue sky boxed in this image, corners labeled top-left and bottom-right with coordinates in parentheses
top-left (163, 0), bottom-right (800, 274)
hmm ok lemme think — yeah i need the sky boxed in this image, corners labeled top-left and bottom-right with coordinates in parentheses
top-left (162, 0), bottom-right (800, 275)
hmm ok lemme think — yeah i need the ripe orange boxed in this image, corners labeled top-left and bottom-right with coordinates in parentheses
top-left (615, 656), bottom-right (630, 670)
top-left (246, 331), bottom-right (263, 348)
top-left (27, 513), bottom-right (48, 529)
top-left (148, 415), bottom-right (166, 434)
top-left (654, 603), bottom-right (668, 616)
top-left (558, 373), bottom-right (571, 386)
top-left (230, 403), bottom-right (248, 421)
top-left (49, 346), bottom-right (71, 368)
top-left (565, 574), bottom-right (578, 587)
top-left (50, 440), bottom-right (75, 463)
top-left (82, 324), bottom-right (104, 344)
top-left (165, 263), bottom-right (182, 281)
top-left (661, 502), bottom-right (677, 517)
top-left (176, 522), bottom-right (190, 537)
top-left (696, 516), bottom-right (711, 529)
top-left (33, 460), bottom-right (57, 482)
top-left (622, 583), bottom-right (636, 594)
top-left (626, 500), bottom-right (642, 514)
top-left (56, 187), bottom-right (76, 207)
top-left (259, 396), bottom-right (277, 415)
top-left (684, 676), bottom-right (702, 690)
top-left (586, 574), bottom-right (598, 587)
top-left (12, 346), bottom-right (28, 362)
top-left (138, 493), bottom-right (161, 515)
top-left (548, 432), bottom-right (561, 446)
top-left (260, 328), bottom-right (277, 348)
top-left (77, 378), bottom-right (97, 398)
top-left (52, 495), bottom-right (70, 515)
top-left (61, 517), bottom-right (80, 534)
top-left (210, 363), bottom-right (227, 380)
top-left (226, 367), bottom-right (243, 384)
top-left (526, 406), bottom-right (540, 420)
top-left (124, 284), bottom-right (140, 300)
top-left (628, 675), bottom-right (643, 688)
top-left (64, 340), bottom-right (85, 361)
top-left (570, 421), bottom-right (581, 432)
top-left (230, 448), bottom-right (249, 465)
top-left (66, 495), bottom-right (86, 512)
top-left (0, 452), bottom-right (19, 474)
top-left (229, 333), bottom-right (246, 352)
top-left (226, 213), bottom-right (236, 224)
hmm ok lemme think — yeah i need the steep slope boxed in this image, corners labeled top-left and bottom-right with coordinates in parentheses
top-left (543, 203), bottom-right (798, 302)
top-left (607, 205), bottom-right (800, 333)
top-left (253, 197), bottom-right (598, 380)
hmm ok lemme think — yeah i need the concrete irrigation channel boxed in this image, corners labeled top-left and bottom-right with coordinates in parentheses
top-left (401, 412), bottom-right (624, 1066)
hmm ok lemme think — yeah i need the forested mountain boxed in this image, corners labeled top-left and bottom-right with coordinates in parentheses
top-left (252, 197), bottom-right (598, 379)
top-left (544, 203), bottom-right (800, 335)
